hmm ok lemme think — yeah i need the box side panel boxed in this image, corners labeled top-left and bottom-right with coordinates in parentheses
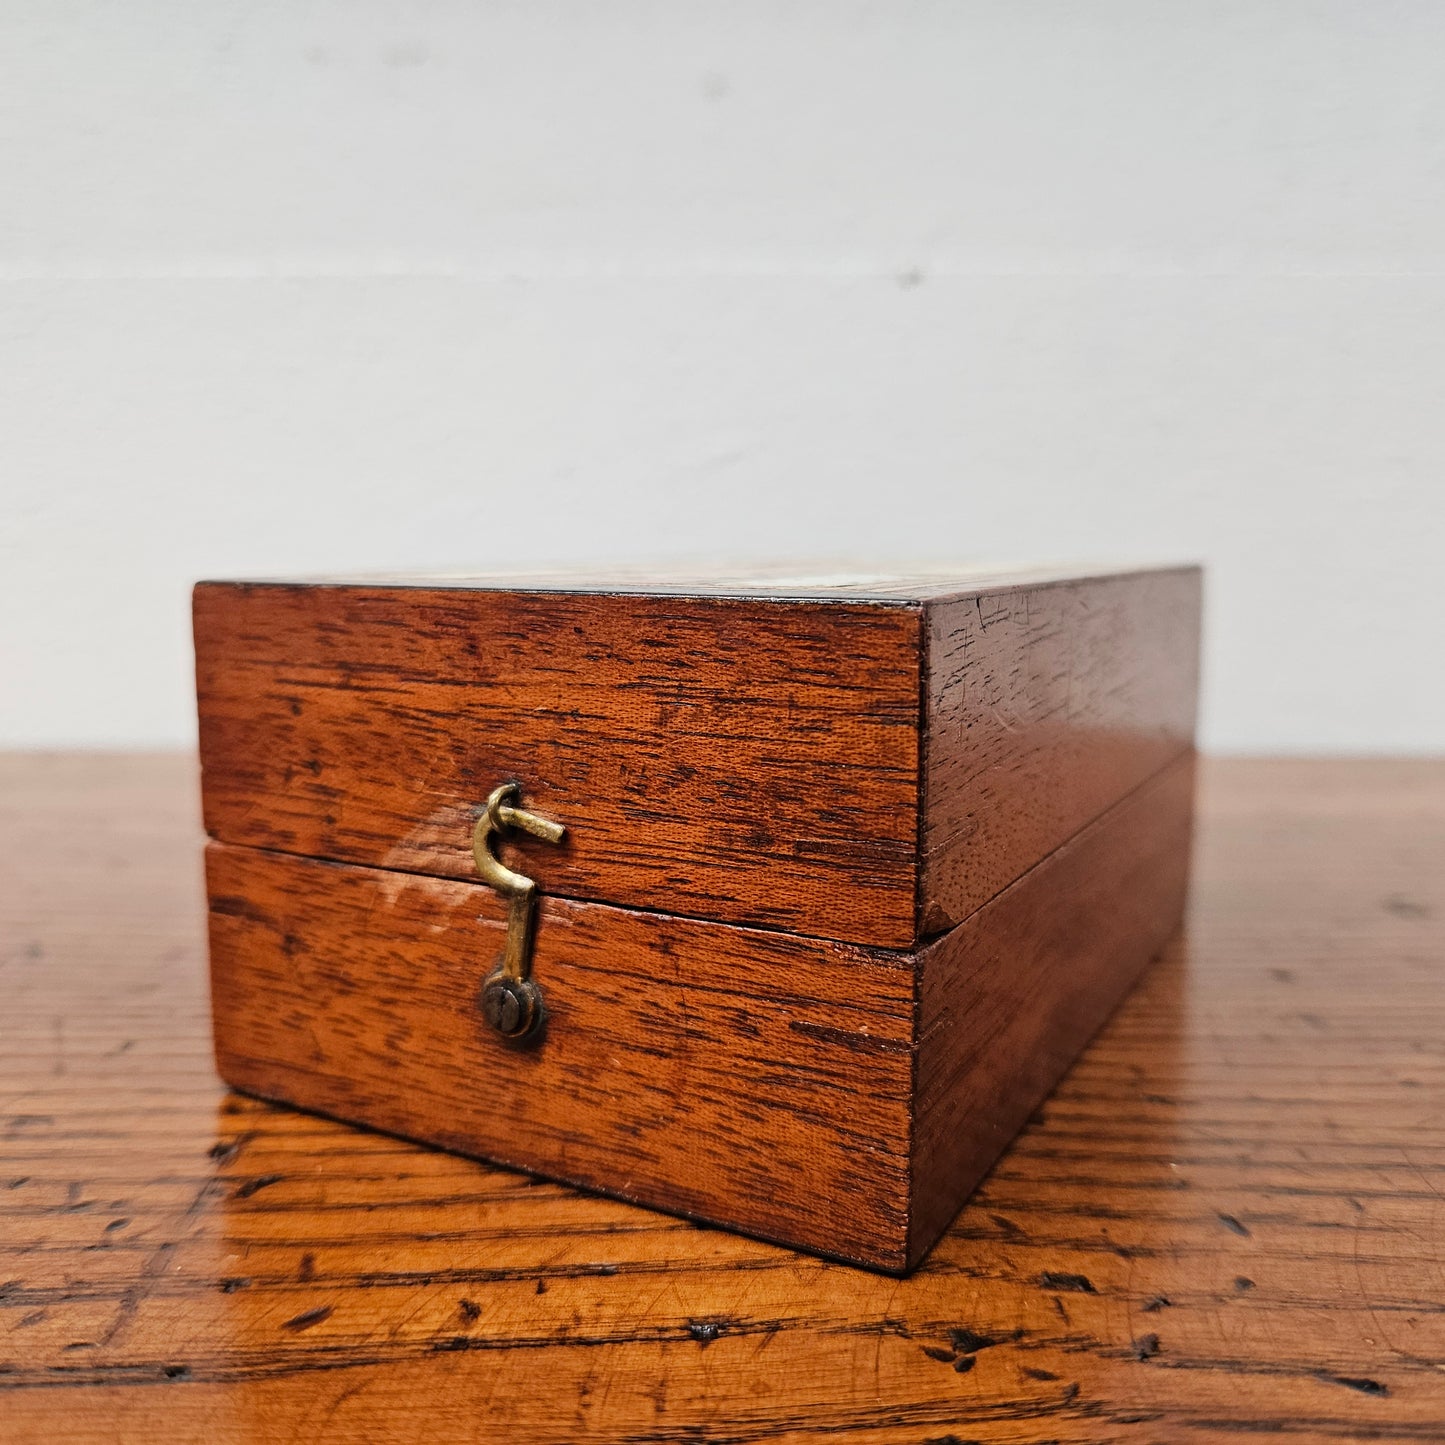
top-left (921, 566), bottom-right (1200, 933)
top-left (206, 843), bottom-right (915, 1271)
top-left (195, 584), bottom-right (921, 948)
top-left (909, 751), bottom-right (1195, 1266)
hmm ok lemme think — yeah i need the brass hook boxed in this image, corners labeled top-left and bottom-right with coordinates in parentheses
top-left (473, 783), bottom-right (565, 1042)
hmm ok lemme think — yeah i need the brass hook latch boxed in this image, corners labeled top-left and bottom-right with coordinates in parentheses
top-left (473, 783), bottom-right (566, 1044)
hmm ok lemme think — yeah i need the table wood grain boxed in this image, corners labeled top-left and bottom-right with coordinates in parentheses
top-left (2, 754), bottom-right (1443, 1442)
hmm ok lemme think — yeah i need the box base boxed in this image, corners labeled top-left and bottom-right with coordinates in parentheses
top-left (207, 753), bottom-right (1193, 1273)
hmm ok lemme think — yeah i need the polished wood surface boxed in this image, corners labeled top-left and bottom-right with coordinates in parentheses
top-left (920, 568), bottom-right (1200, 933)
top-left (205, 754), bottom-right (1190, 1272)
top-left (4, 754), bottom-right (1443, 1441)
top-left (194, 566), bottom-right (1198, 949)
top-left (194, 582), bottom-right (923, 947)
top-left (206, 840), bottom-right (918, 1270)
top-left (911, 752), bottom-right (1194, 1263)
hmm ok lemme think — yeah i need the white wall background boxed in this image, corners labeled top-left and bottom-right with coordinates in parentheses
top-left (2, 1), bottom-right (1442, 751)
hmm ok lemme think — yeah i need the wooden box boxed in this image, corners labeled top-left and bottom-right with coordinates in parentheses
top-left (194, 564), bottom-right (1201, 1273)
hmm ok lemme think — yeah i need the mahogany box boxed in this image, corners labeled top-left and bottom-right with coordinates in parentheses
top-left (194, 564), bottom-right (1201, 1273)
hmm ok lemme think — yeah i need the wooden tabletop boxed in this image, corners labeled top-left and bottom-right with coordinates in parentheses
top-left (3, 755), bottom-right (1443, 1443)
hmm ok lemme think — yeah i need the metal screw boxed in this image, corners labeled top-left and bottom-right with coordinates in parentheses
top-left (481, 970), bottom-right (545, 1044)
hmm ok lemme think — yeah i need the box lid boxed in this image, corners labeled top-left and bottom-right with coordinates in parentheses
top-left (193, 562), bottom-right (1200, 949)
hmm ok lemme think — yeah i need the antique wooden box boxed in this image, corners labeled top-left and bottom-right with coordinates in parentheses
top-left (194, 563), bottom-right (1201, 1273)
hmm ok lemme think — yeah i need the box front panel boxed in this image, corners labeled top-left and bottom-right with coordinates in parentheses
top-left (195, 584), bottom-right (922, 947)
top-left (206, 843), bottom-right (916, 1269)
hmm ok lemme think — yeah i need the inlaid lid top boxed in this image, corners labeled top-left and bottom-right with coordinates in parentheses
top-left (194, 563), bottom-right (1200, 949)
top-left (218, 560), bottom-right (1155, 603)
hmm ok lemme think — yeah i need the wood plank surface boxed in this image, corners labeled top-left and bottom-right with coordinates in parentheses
top-left (4, 753), bottom-right (1445, 1442)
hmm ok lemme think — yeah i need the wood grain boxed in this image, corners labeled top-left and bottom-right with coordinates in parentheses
top-left (193, 583), bottom-right (924, 948)
top-left (204, 754), bottom-right (1189, 1273)
top-left (206, 842), bottom-right (917, 1270)
top-left (911, 752), bottom-right (1195, 1263)
top-left (5, 752), bottom-right (1444, 1442)
top-left (193, 567), bottom-right (1199, 949)
top-left (921, 567), bottom-right (1200, 931)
